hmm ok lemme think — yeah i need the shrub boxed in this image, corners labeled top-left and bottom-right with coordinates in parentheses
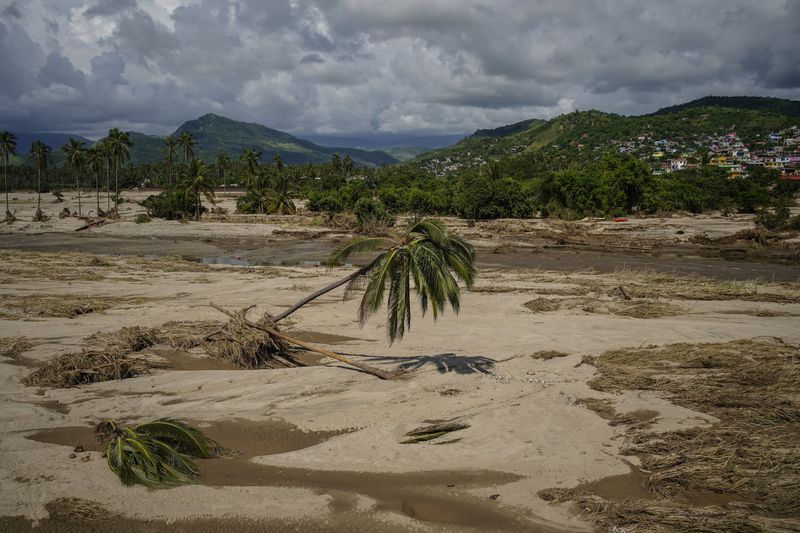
top-left (353, 197), bottom-right (395, 233)
top-left (141, 190), bottom-right (201, 220)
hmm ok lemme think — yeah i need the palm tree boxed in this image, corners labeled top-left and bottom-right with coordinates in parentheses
top-left (179, 132), bottom-right (197, 164)
top-left (96, 418), bottom-right (222, 488)
top-left (61, 138), bottom-right (86, 216)
top-left (236, 181), bottom-right (272, 214)
top-left (106, 128), bottom-right (132, 209)
top-left (343, 154), bottom-right (354, 177)
top-left (240, 148), bottom-right (261, 187)
top-left (274, 218), bottom-right (476, 343)
top-left (98, 138), bottom-right (113, 212)
top-left (273, 153), bottom-right (285, 174)
top-left (180, 159), bottom-right (215, 220)
top-left (269, 172), bottom-right (297, 215)
top-left (86, 147), bottom-right (104, 215)
top-left (331, 153), bottom-right (342, 174)
top-left (1, 131), bottom-right (17, 220)
top-left (28, 140), bottom-right (51, 217)
top-left (162, 135), bottom-right (179, 187)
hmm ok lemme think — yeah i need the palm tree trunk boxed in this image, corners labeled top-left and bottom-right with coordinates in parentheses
top-left (106, 165), bottom-right (110, 212)
top-left (37, 167), bottom-right (41, 210)
top-left (114, 160), bottom-right (119, 207)
top-left (4, 160), bottom-right (8, 216)
top-left (210, 302), bottom-right (396, 380)
top-left (76, 170), bottom-right (81, 216)
top-left (95, 171), bottom-right (100, 214)
top-left (272, 259), bottom-right (377, 322)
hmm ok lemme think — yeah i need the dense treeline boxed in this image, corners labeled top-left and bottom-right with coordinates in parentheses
top-left (4, 129), bottom-right (796, 225)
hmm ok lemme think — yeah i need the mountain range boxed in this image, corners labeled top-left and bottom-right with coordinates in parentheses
top-left (7, 96), bottom-right (799, 171)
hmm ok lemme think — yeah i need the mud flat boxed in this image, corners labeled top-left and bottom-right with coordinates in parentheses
top-left (1, 191), bottom-right (799, 531)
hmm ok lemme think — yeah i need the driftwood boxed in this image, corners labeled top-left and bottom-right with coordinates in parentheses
top-left (401, 419), bottom-right (470, 444)
top-left (75, 217), bottom-right (110, 232)
top-left (617, 285), bottom-right (632, 300)
top-left (209, 302), bottom-right (399, 380)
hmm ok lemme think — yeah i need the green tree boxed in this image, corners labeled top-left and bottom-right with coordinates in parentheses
top-left (162, 135), bottom-right (179, 187)
top-left (240, 148), bottom-right (261, 187)
top-left (269, 172), bottom-right (297, 215)
top-left (61, 138), bottom-right (86, 216)
top-left (27, 140), bottom-right (51, 215)
top-left (331, 153), bottom-right (342, 174)
top-left (274, 218), bottom-right (475, 343)
top-left (1, 131), bottom-right (17, 219)
top-left (179, 132), bottom-right (197, 163)
top-left (273, 153), bottom-right (285, 174)
top-left (180, 159), bottom-right (215, 220)
top-left (343, 154), bottom-right (354, 176)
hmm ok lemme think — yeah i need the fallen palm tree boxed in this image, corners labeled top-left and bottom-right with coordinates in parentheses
top-left (208, 218), bottom-right (476, 379)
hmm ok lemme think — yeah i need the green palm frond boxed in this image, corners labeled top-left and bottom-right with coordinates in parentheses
top-left (96, 418), bottom-right (221, 489)
top-left (327, 237), bottom-right (393, 266)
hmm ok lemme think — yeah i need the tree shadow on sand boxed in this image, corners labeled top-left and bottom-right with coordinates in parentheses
top-left (342, 352), bottom-right (496, 375)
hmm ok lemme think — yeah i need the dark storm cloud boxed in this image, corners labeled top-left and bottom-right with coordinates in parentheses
top-left (1, 0), bottom-right (799, 137)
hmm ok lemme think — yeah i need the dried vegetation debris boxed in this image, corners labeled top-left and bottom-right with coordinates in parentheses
top-left (546, 339), bottom-right (800, 532)
top-left (0, 336), bottom-right (34, 359)
top-left (0, 294), bottom-right (143, 320)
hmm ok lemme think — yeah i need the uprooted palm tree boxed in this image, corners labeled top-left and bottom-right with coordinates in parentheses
top-left (96, 418), bottom-right (222, 488)
top-left (1, 131), bottom-right (17, 221)
top-left (211, 218), bottom-right (475, 380)
top-left (275, 218), bottom-right (476, 343)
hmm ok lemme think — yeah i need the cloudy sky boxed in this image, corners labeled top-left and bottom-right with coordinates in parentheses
top-left (1, 0), bottom-right (799, 138)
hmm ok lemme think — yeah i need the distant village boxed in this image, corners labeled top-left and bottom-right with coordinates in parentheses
top-left (421, 125), bottom-right (800, 180)
top-left (620, 125), bottom-right (800, 179)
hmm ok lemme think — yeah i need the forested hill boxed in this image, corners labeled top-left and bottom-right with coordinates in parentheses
top-left (650, 96), bottom-right (800, 117)
top-left (131, 114), bottom-right (398, 166)
top-left (412, 96), bottom-right (800, 174)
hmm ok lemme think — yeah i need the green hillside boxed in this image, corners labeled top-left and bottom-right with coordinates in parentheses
top-left (413, 97), bottom-right (800, 174)
top-left (162, 114), bottom-right (397, 167)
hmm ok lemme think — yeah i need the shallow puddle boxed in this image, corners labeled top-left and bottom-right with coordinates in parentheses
top-left (24, 418), bottom-right (552, 531)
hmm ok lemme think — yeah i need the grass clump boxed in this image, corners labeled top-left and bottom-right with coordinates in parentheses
top-left (523, 298), bottom-right (562, 313)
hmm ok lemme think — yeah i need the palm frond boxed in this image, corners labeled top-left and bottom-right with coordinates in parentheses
top-left (96, 418), bottom-right (221, 488)
top-left (406, 218), bottom-right (448, 246)
top-left (327, 237), bottom-right (393, 266)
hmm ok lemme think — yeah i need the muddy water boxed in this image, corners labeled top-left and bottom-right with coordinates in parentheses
top-left (25, 419), bottom-right (556, 532)
top-left (1, 232), bottom-right (797, 281)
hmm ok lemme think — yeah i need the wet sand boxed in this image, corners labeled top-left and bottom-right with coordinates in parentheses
top-left (24, 419), bottom-right (550, 532)
top-left (0, 231), bottom-right (797, 281)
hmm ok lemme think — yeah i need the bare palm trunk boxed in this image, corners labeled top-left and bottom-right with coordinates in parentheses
top-left (106, 165), bottom-right (110, 212)
top-left (114, 161), bottom-right (119, 207)
top-left (4, 160), bottom-right (8, 216)
top-left (37, 167), bottom-right (41, 210)
top-left (95, 171), bottom-right (100, 213)
top-left (76, 170), bottom-right (81, 216)
top-left (272, 259), bottom-right (377, 322)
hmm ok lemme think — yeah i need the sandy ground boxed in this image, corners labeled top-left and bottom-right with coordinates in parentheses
top-left (1, 190), bottom-right (799, 531)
